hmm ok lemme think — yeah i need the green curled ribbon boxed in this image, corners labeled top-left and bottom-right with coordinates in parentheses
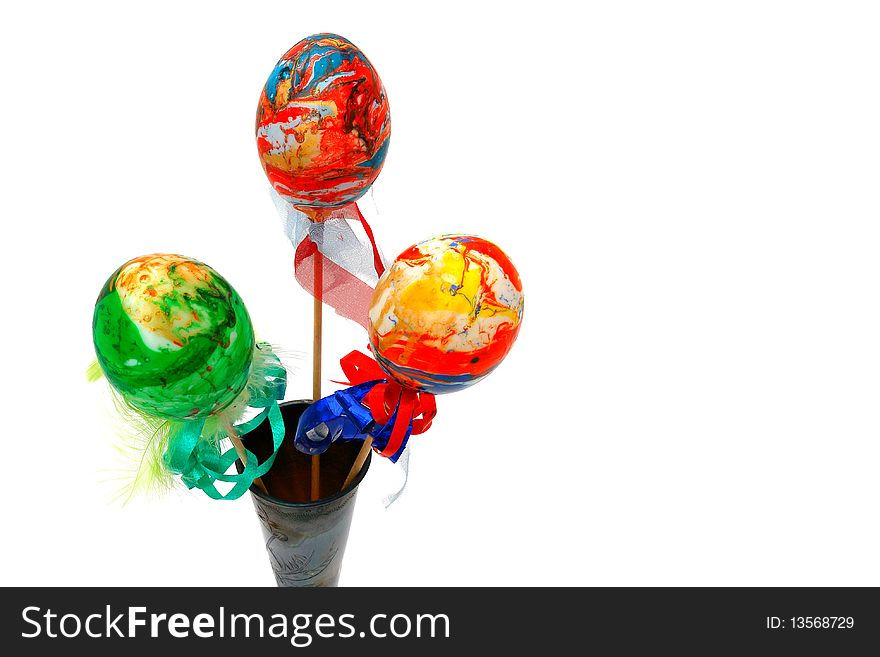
top-left (162, 343), bottom-right (287, 500)
top-left (164, 402), bottom-right (284, 500)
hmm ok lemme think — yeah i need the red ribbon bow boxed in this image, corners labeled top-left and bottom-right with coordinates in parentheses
top-left (338, 350), bottom-right (437, 458)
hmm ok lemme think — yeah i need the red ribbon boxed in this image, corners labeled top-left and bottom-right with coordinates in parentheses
top-left (291, 202), bottom-right (385, 330)
top-left (338, 350), bottom-right (437, 458)
top-left (351, 203), bottom-right (386, 279)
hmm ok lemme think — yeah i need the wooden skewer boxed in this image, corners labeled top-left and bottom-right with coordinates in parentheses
top-left (342, 435), bottom-right (373, 491)
top-left (310, 237), bottom-right (324, 501)
top-left (223, 419), bottom-right (269, 495)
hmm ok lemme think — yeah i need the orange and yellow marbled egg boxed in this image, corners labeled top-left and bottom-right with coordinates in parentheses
top-left (368, 236), bottom-right (524, 394)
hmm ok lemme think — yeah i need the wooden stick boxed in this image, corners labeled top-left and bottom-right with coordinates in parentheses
top-left (311, 247), bottom-right (323, 501)
top-left (223, 420), bottom-right (269, 495)
top-left (342, 435), bottom-right (373, 491)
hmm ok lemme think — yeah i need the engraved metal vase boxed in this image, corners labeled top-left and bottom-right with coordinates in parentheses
top-left (241, 400), bottom-right (370, 588)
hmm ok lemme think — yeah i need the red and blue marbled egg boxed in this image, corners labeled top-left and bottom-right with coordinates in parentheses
top-left (256, 34), bottom-right (391, 210)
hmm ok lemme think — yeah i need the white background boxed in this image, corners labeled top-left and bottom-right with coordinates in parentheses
top-left (1, 1), bottom-right (879, 586)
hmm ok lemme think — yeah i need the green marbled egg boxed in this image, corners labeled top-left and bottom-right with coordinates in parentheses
top-left (92, 254), bottom-right (255, 420)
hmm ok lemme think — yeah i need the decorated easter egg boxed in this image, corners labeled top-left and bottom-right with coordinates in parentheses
top-left (368, 236), bottom-right (524, 394)
top-left (255, 33), bottom-right (391, 209)
top-left (92, 254), bottom-right (255, 420)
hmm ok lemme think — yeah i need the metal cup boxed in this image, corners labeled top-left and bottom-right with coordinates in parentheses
top-left (241, 400), bottom-right (370, 587)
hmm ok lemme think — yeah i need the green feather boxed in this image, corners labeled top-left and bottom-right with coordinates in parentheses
top-left (86, 360), bottom-right (104, 382)
top-left (107, 391), bottom-right (179, 505)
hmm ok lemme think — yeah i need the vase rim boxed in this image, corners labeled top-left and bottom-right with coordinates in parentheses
top-left (248, 399), bottom-right (373, 508)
